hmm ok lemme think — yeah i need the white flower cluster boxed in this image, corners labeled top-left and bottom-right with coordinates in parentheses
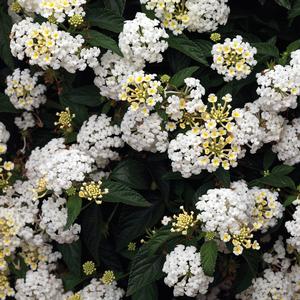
top-left (256, 64), bottom-right (300, 112)
top-left (168, 94), bottom-right (245, 177)
top-left (162, 244), bottom-right (213, 297)
top-left (93, 50), bottom-right (144, 100)
top-left (211, 35), bottom-right (257, 81)
top-left (40, 196), bottom-right (81, 244)
top-left (25, 138), bottom-right (94, 194)
top-left (166, 77), bottom-right (206, 130)
top-left (118, 12), bottom-right (168, 64)
top-left (141, 0), bottom-right (230, 35)
top-left (121, 109), bottom-right (169, 153)
top-left (196, 181), bottom-right (283, 255)
top-left (290, 49), bottom-right (300, 68)
top-left (0, 122), bottom-right (10, 154)
top-left (15, 266), bottom-right (65, 300)
top-left (66, 278), bottom-right (125, 300)
top-left (15, 112), bottom-right (35, 130)
top-left (5, 68), bottom-right (46, 111)
top-left (76, 114), bottom-right (124, 169)
top-left (10, 18), bottom-right (99, 73)
top-left (234, 101), bottom-right (284, 154)
top-left (286, 205), bottom-right (300, 252)
top-left (18, 0), bottom-right (86, 23)
top-left (272, 118), bottom-right (300, 166)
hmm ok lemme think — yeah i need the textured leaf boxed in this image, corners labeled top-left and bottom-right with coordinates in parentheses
top-left (58, 240), bottom-right (82, 275)
top-left (271, 165), bottom-right (295, 176)
top-left (200, 240), bottom-right (218, 276)
top-left (127, 246), bottom-right (164, 296)
top-left (102, 180), bottom-right (151, 207)
top-left (0, 8), bottom-right (14, 69)
top-left (289, 0), bottom-right (300, 19)
top-left (283, 195), bottom-right (298, 207)
top-left (110, 159), bottom-right (151, 190)
top-left (275, 0), bottom-right (291, 9)
top-left (169, 66), bottom-right (199, 88)
top-left (252, 42), bottom-right (279, 58)
top-left (64, 85), bottom-right (103, 107)
top-left (86, 8), bottom-right (124, 33)
top-left (250, 175), bottom-right (296, 190)
top-left (168, 34), bottom-right (208, 66)
top-left (84, 30), bottom-right (123, 56)
top-left (132, 283), bottom-right (158, 300)
top-left (103, 0), bottom-right (126, 15)
top-left (65, 195), bottom-right (82, 229)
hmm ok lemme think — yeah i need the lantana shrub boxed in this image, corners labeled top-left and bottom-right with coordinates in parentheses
top-left (1, 0), bottom-right (300, 299)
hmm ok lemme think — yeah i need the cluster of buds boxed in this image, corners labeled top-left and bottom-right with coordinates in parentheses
top-left (79, 181), bottom-right (109, 204)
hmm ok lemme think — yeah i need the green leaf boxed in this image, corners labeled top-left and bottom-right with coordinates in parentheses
top-left (132, 283), bottom-right (158, 300)
top-left (62, 273), bottom-right (82, 291)
top-left (169, 66), bottom-right (199, 88)
top-left (289, 0), bottom-right (300, 19)
top-left (102, 180), bottom-right (151, 207)
top-left (275, 0), bottom-right (291, 9)
top-left (65, 195), bottom-right (82, 229)
top-left (242, 250), bottom-right (261, 277)
top-left (127, 246), bottom-right (164, 296)
top-left (252, 42), bottom-right (279, 58)
top-left (0, 93), bottom-right (18, 113)
top-left (283, 195), bottom-right (298, 207)
top-left (200, 240), bottom-right (218, 276)
top-left (263, 149), bottom-right (276, 170)
top-left (86, 8), bottom-right (124, 33)
top-left (194, 39), bottom-right (213, 57)
top-left (0, 8), bottom-right (14, 69)
top-left (215, 167), bottom-right (230, 188)
top-left (168, 34), bottom-right (208, 66)
top-left (110, 159), bottom-right (151, 190)
top-left (58, 240), bottom-right (82, 275)
top-left (250, 175), bottom-right (296, 190)
top-left (103, 0), bottom-right (126, 15)
top-left (84, 30), bottom-right (123, 56)
top-left (115, 199), bottom-right (164, 250)
top-left (64, 85), bottom-right (103, 107)
top-left (81, 204), bottom-right (105, 263)
top-left (286, 39), bottom-right (300, 53)
top-left (271, 165), bottom-right (295, 176)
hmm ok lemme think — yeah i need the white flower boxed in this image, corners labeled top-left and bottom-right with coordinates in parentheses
top-left (118, 12), bottom-right (168, 64)
top-left (10, 18), bottom-right (88, 73)
top-left (272, 118), bottom-right (300, 166)
top-left (121, 108), bottom-right (169, 153)
top-left (141, 0), bottom-right (230, 35)
top-left (234, 101), bottom-right (284, 154)
top-left (211, 35), bottom-right (257, 81)
top-left (93, 50), bottom-right (144, 100)
top-left (286, 205), bottom-right (300, 252)
top-left (17, 0), bottom-right (86, 23)
top-left (15, 112), bottom-right (35, 130)
top-left (162, 244), bottom-right (213, 297)
top-left (40, 196), bottom-right (81, 244)
top-left (25, 138), bottom-right (94, 194)
top-left (256, 64), bottom-right (300, 112)
top-left (15, 266), bottom-right (65, 300)
top-left (0, 122), bottom-right (10, 154)
top-left (76, 114), bottom-right (124, 168)
top-left (5, 68), bottom-right (46, 111)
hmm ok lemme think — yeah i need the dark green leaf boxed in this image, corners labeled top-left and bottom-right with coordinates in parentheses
top-left (102, 180), bottom-right (151, 207)
top-left (0, 93), bottom-right (18, 113)
top-left (62, 273), bottom-right (83, 291)
top-left (200, 240), bottom-right (218, 276)
top-left (127, 246), bottom-right (164, 296)
top-left (58, 240), bottom-right (82, 275)
top-left (271, 165), bottom-right (295, 176)
top-left (215, 167), bottom-right (230, 188)
top-left (275, 0), bottom-right (291, 9)
top-left (65, 195), bottom-right (82, 229)
top-left (86, 8), bottom-right (124, 33)
top-left (250, 175), bottom-right (296, 190)
top-left (242, 250), bottom-right (261, 277)
top-left (289, 0), bottom-right (300, 19)
top-left (64, 85), bottom-right (103, 107)
top-left (194, 39), bottom-right (213, 57)
top-left (169, 66), bottom-right (199, 88)
top-left (252, 42), bottom-right (279, 58)
top-left (0, 8), bottom-right (14, 69)
top-left (132, 283), bottom-right (158, 300)
top-left (110, 159), bottom-right (151, 190)
top-left (283, 195), bottom-right (298, 207)
top-left (168, 34), bottom-right (208, 66)
top-left (263, 149), bottom-right (276, 170)
top-left (193, 181), bottom-right (215, 205)
top-left (103, 0), bottom-right (126, 15)
top-left (84, 30), bottom-right (123, 56)
top-left (115, 199), bottom-right (164, 250)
